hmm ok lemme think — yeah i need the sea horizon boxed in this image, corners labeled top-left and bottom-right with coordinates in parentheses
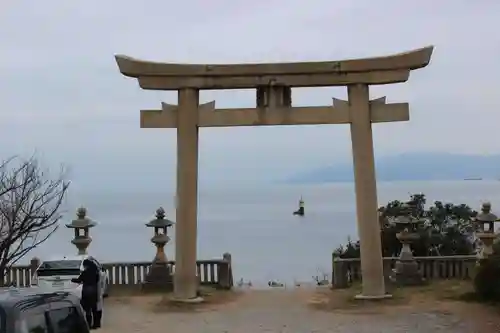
top-left (23, 180), bottom-right (500, 287)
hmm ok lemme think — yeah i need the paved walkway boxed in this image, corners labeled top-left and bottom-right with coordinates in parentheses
top-left (99, 289), bottom-right (499, 333)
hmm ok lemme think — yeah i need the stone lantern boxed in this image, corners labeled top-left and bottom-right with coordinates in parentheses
top-left (142, 207), bottom-right (175, 291)
top-left (389, 204), bottom-right (426, 286)
top-left (475, 202), bottom-right (499, 259)
top-left (65, 207), bottom-right (96, 255)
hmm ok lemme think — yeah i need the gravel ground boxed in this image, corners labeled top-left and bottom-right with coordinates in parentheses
top-left (98, 289), bottom-right (500, 333)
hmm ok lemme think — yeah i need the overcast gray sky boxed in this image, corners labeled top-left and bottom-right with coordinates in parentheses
top-left (1, 0), bottom-right (499, 189)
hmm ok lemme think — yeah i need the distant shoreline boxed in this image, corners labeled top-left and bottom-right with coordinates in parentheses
top-left (283, 178), bottom-right (499, 185)
top-left (286, 153), bottom-right (500, 184)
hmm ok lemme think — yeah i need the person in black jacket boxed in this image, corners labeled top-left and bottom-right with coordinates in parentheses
top-left (88, 256), bottom-right (104, 325)
top-left (71, 258), bottom-right (102, 329)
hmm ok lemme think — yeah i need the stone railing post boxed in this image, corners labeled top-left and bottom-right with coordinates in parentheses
top-left (382, 259), bottom-right (393, 278)
top-left (217, 252), bottom-right (233, 289)
top-left (332, 258), bottom-right (348, 288)
top-left (30, 257), bottom-right (40, 275)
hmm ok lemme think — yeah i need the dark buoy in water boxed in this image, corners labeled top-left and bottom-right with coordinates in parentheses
top-left (293, 197), bottom-right (305, 216)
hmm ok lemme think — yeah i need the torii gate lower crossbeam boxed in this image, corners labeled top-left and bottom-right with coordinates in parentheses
top-left (115, 45), bottom-right (433, 302)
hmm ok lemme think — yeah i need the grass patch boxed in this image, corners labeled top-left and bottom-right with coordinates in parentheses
top-left (152, 287), bottom-right (242, 313)
top-left (106, 286), bottom-right (242, 313)
top-left (309, 280), bottom-right (477, 313)
top-left (106, 286), bottom-right (143, 297)
top-left (455, 291), bottom-right (500, 306)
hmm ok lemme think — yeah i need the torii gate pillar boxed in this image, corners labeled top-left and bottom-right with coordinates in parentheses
top-left (174, 88), bottom-right (201, 300)
top-left (348, 85), bottom-right (387, 298)
top-left (115, 45), bottom-right (433, 301)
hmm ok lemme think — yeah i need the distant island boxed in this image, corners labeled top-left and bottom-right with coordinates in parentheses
top-left (287, 152), bottom-right (500, 183)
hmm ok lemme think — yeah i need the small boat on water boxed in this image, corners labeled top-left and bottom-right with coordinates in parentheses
top-left (293, 197), bottom-right (305, 216)
top-left (268, 280), bottom-right (285, 288)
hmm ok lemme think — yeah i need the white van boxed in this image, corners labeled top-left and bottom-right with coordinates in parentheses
top-left (31, 255), bottom-right (109, 298)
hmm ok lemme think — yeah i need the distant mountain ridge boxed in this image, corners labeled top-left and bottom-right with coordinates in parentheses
top-left (288, 153), bottom-right (500, 183)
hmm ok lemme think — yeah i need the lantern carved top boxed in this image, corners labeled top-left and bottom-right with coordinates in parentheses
top-left (66, 207), bottom-right (97, 229)
top-left (146, 207), bottom-right (175, 228)
top-left (394, 204), bottom-right (423, 227)
top-left (475, 202), bottom-right (499, 234)
top-left (476, 202), bottom-right (498, 222)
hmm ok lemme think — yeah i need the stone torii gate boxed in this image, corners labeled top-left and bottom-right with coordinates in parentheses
top-left (115, 46), bottom-right (433, 301)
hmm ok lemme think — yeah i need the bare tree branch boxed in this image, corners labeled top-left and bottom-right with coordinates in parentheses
top-left (0, 156), bottom-right (70, 285)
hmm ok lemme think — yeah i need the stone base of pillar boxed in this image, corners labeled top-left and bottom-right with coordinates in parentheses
top-left (389, 260), bottom-right (426, 286)
top-left (169, 295), bottom-right (204, 304)
top-left (354, 293), bottom-right (393, 300)
top-left (172, 273), bottom-right (202, 301)
top-left (141, 262), bottom-right (174, 292)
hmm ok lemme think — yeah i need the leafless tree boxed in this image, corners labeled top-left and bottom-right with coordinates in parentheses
top-left (0, 156), bottom-right (70, 285)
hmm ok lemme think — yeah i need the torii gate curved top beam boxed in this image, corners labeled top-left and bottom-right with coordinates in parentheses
top-left (115, 46), bottom-right (433, 90)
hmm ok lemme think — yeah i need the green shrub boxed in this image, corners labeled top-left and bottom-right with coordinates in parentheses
top-left (473, 255), bottom-right (500, 302)
top-left (335, 194), bottom-right (477, 259)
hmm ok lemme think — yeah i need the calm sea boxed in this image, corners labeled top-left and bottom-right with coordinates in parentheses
top-left (27, 180), bottom-right (500, 287)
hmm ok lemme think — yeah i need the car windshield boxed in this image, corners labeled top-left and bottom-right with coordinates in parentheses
top-left (37, 260), bottom-right (82, 277)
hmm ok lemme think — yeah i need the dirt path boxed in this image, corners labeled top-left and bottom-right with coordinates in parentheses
top-left (98, 288), bottom-right (500, 332)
